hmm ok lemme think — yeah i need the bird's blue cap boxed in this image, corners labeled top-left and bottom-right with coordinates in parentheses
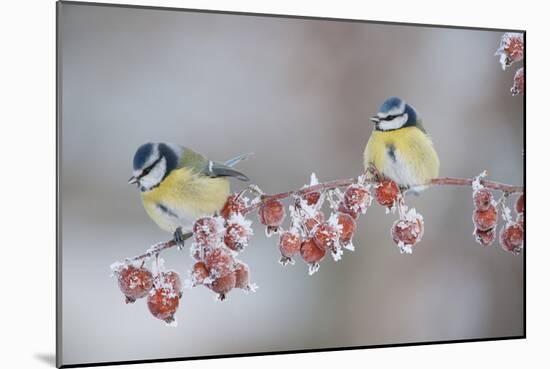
top-left (133, 142), bottom-right (154, 170)
top-left (379, 96), bottom-right (405, 114)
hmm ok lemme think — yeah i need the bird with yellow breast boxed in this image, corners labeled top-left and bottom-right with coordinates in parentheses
top-left (128, 142), bottom-right (250, 245)
top-left (364, 97), bottom-right (440, 191)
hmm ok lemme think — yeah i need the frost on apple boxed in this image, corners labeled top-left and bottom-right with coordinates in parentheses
top-left (495, 32), bottom-right (524, 70)
top-left (495, 32), bottom-right (524, 96)
top-left (511, 67), bottom-right (524, 96)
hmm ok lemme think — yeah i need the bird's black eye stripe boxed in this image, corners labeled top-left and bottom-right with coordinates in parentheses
top-left (381, 114), bottom-right (401, 121)
top-left (140, 157), bottom-right (162, 177)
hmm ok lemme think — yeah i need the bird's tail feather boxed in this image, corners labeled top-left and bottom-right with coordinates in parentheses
top-left (224, 152), bottom-right (254, 167)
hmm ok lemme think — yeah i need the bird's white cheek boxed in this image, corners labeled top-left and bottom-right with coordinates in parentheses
top-left (378, 114), bottom-right (408, 131)
top-left (140, 158), bottom-right (167, 191)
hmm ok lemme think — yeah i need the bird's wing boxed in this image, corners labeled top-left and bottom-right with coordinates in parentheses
top-left (178, 147), bottom-right (250, 182)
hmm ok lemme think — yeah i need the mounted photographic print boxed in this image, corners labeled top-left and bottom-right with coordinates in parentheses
top-left (56, 1), bottom-right (525, 367)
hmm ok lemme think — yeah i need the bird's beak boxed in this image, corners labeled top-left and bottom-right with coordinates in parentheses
top-left (370, 116), bottom-right (380, 123)
top-left (128, 176), bottom-right (138, 185)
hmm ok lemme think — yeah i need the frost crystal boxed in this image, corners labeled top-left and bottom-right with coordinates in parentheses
top-left (309, 172), bottom-right (319, 186)
top-left (326, 190), bottom-right (340, 211)
top-left (404, 207), bottom-right (423, 224)
top-left (357, 173), bottom-right (369, 185)
top-left (151, 257), bottom-right (166, 277)
top-left (502, 205), bottom-right (513, 225)
top-left (249, 184), bottom-right (264, 195)
top-left (331, 245), bottom-right (344, 261)
top-left (343, 242), bottom-right (355, 251)
top-left (308, 262), bottom-right (320, 275)
top-left (472, 170), bottom-right (488, 193)
top-left (398, 241), bottom-right (413, 255)
top-left (109, 261), bottom-right (127, 276)
top-left (244, 283), bottom-right (259, 294)
top-left (327, 212), bottom-right (343, 232)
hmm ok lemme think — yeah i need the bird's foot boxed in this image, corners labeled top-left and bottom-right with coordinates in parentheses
top-left (173, 227), bottom-right (192, 250)
top-left (366, 163), bottom-right (383, 182)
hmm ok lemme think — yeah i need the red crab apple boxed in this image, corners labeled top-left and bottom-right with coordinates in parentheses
top-left (116, 265), bottom-right (153, 304)
top-left (375, 179), bottom-right (400, 208)
top-left (337, 212), bottom-right (356, 244)
top-left (191, 261), bottom-right (209, 285)
top-left (300, 238), bottom-right (326, 264)
top-left (500, 223), bottom-right (524, 254)
top-left (205, 248), bottom-right (235, 278)
top-left (391, 218), bottom-right (424, 248)
top-left (220, 194), bottom-right (246, 219)
top-left (147, 287), bottom-right (179, 323)
top-left (343, 184), bottom-right (371, 214)
top-left (474, 227), bottom-right (496, 247)
top-left (473, 188), bottom-right (493, 211)
top-left (193, 217), bottom-right (221, 246)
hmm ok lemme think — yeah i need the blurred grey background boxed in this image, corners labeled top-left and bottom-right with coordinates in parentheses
top-left (59, 3), bottom-right (524, 366)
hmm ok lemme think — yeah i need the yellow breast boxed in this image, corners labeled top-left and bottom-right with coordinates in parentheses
top-left (364, 126), bottom-right (439, 187)
top-left (141, 168), bottom-right (230, 232)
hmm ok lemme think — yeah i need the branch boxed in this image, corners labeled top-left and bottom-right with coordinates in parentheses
top-left (429, 177), bottom-right (523, 193)
top-left (127, 240), bottom-right (177, 263)
top-left (126, 174), bottom-right (523, 262)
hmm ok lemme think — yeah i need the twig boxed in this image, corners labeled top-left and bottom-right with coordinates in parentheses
top-left (430, 177), bottom-right (523, 193)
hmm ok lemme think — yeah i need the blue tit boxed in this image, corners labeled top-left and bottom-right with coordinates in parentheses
top-left (128, 142), bottom-right (250, 241)
top-left (364, 97), bottom-right (440, 190)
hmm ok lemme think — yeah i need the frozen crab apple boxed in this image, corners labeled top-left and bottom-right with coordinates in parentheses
top-left (300, 238), bottom-right (326, 264)
top-left (224, 221), bottom-right (252, 252)
top-left (258, 199), bottom-right (286, 232)
top-left (511, 68), bottom-right (524, 96)
top-left (496, 33), bottom-right (524, 69)
top-left (191, 261), bottom-right (210, 285)
top-left (338, 202), bottom-right (359, 220)
top-left (221, 194), bottom-right (246, 219)
top-left (473, 206), bottom-right (498, 231)
top-left (116, 265), bottom-right (154, 304)
top-left (303, 191), bottom-right (321, 206)
top-left (161, 271), bottom-right (182, 298)
top-left (279, 231), bottom-right (302, 263)
top-left (474, 227), bottom-right (496, 247)
top-left (391, 218), bottom-right (424, 251)
top-left (343, 183), bottom-right (371, 215)
top-left (303, 210), bottom-right (325, 233)
top-left (375, 179), bottom-right (400, 208)
top-left (193, 216), bottom-right (222, 246)
top-left (208, 272), bottom-right (237, 299)
top-left (516, 193), bottom-right (524, 214)
top-left (312, 222), bottom-right (340, 251)
top-left (473, 188), bottom-right (494, 211)
top-left (147, 287), bottom-right (179, 323)
top-left (500, 223), bottom-right (524, 254)
top-left (233, 261), bottom-right (250, 290)
top-left (337, 213), bottom-right (356, 244)
top-left (205, 248), bottom-right (235, 278)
